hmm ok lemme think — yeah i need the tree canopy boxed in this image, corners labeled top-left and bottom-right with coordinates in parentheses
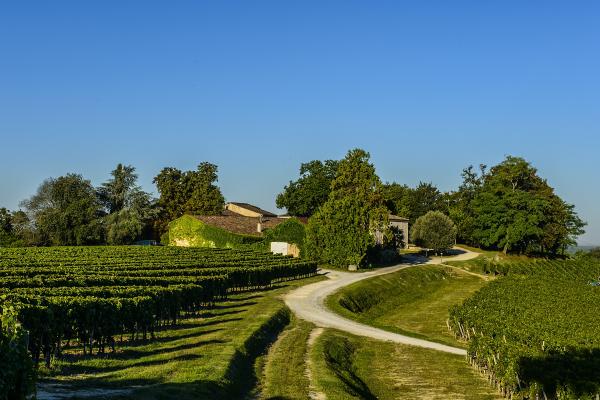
top-left (305, 149), bottom-right (388, 267)
top-left (100, 164), bottom-right (156, 245)
top-left (382, 181), bottom-right (446, 225)
top-left (154, 162), bottom-right (225, 222)
top-left (276, 160), bottom-right (339, 216)
top-left (464, 156), bottom-right (585, 255)
top-left (411, 211), bottom-right (457, 255)
top-left (20, 174), bottom-right (104, 246)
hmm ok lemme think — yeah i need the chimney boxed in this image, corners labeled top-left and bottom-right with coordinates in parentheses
top-left (257, 215), bottom-right (264, 233)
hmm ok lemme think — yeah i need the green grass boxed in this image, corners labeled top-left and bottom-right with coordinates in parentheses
top-left (259, 316), bottom-right (314, 400)
top-left (326, 265), bottom-right (489, 347)
top-left (38, 276), bottom-right (324, 400)
top-left (311, 329), bottom-right (501, 400)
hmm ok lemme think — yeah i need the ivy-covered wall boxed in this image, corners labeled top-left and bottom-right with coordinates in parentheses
top-left (167, 215), bottom-right (263, 248)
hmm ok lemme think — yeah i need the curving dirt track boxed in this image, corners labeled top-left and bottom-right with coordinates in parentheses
top-left (284, 247), bottom-right (480, 356)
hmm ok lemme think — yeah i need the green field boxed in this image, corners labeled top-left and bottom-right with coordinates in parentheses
top-left (326, 264), bottom-right (488, 347)
top-left (310, 329), bottom-right (501, 400)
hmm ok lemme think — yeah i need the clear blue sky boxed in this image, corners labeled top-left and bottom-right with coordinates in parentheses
top-left (0, 1), bottom-right (598, 245)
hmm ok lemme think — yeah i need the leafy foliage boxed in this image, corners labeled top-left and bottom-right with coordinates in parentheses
top-left (382, 181), bottom-right (446, 225)
top-left (469, 156), bottom-right (585, 254)
top-left (167, 215), bottom-right (263, 248)
top-left (276, 160), bottom-right (339, 216)
top-left (100, 164), bottom-right (157, 245)
top-left (20, 174), bottom-right (104, 245)
top-left (411, 211), bottom-right (457, 254)
top-left (154, 162), bottom-right (225, 223)
top-left (0, 314), bottom-right (35, 400)
top-left (263, 218), bottom-right (306, 254)
top-left (305, 149), bottom-right (389, 267)
top-left (0, 208), bottom-right (20, 247)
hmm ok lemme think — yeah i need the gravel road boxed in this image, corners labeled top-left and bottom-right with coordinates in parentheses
top-left (284, 247), bottom-right (480, 356)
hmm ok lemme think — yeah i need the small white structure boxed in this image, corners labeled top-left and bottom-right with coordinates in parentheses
top-left (270, 241), bottom-right (300, 257)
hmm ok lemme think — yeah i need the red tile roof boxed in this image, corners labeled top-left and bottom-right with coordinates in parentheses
top-left (193, 215), bottom-right (286, 236)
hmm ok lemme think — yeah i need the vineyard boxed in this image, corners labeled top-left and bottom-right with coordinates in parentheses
top-left (0, 246), bottom-right (316, 395)
top-left (449, 258), bottom-right (600, 399)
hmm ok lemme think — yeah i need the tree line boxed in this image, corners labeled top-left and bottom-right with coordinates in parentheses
top-left (276, 150), bottom-right (585, 265)
top-left (0, 163), bottom-right (227, 247)
top-left (0, 151), bottom-right (586, 262)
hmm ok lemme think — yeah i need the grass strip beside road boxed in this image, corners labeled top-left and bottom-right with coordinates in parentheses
top-left (310, 329), bottom-right (501, 400)
top-left (326, 264), bottom-right (488, 348)
top-left (259, 316), bottom-right (314, 400)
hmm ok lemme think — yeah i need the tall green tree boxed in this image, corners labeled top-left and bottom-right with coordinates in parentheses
top-left (21, 174), bottom-right (104, 245)
top-left (305, 149), bottom-right (388, 267)
top-left (447, 164), bottom-right (487, 244)
top-left (154, 162), bottom-right (225, 224)
top-left (99, 164), bottom-right (156, 245)
top-left (470, 156), bottom-right (585, 255)
top-left (276, 160), bottom-right (339, 216)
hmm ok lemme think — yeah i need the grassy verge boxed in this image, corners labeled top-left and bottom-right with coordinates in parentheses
top-left (326, 265), bottom-right (488, 347)
top-left (310, 329), bottom-right (376, 400)
top-left (311, 329), bottom-right (501, 400)
top-left (39, 276), bottom-right (324, 400)
top-left (259, 316), bottom-right (314, 400)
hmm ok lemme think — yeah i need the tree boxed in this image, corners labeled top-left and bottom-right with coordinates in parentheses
top-left (382, 181), bottom-right (446, 224)
top-left (0, 208), bottom-right (12, 234)
top-left (0, 208), bottom-right (15, 246)
top-left (21, 174), bottom-right (104, 245)
top-left (276, 160), bottom-right (339, 216)
top-left (409, 182), bottom-right (446, 223)
top-left (99, 164), bottom-right (157, 245)
top-left (154, 162), bottom-right (225, 225)
top-left (305, 149), bottom-right (389, 267)
top-left (381, 182), bottom-right (411, 217)
top-left (470, 156), bottom-right (585, 255)
top-left (411, 211), bottom-right (457, 259)
top-left (448, 164), bottom-right (487, 244)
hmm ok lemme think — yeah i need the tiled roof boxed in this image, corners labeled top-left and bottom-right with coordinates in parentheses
top-left (193, 215), bottom-right (286, 236)
top-left (227, 202), bottom-right (277, 217)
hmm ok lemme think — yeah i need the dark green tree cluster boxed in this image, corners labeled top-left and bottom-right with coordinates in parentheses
top-left (305, 149), bottom-right (389, 267)
top-left (281, 152), bottom-right (584, 258)
top-left (276, 160), bottom-right (339, 217)
top-left (449, 156), bottom-right (585, 255)
top-left (382, 181), bottom-right (446, 225)
top-left (98, 164), bottom-right (157, 245)
top-left (8, 165), bottom-right (156, 246)
top-left (0, 208), bottom-right (30, 247)
top-left (2, 161), bottom-right (227, 247)
top-left (153, 162), bottom-right (225, 233)
top-left (20, 174), bottom-right (105, 246)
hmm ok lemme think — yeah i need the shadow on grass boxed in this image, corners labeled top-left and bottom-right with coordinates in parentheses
top-left (518, 349), bottom-right (600, 397)
top-left (52, 338), bottom-right (227, 377)
top-left (41, 309), bottom-right (292, 400)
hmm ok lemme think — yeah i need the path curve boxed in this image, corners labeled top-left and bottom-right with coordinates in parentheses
top-left (284, 247), bottom-right (480, 356)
